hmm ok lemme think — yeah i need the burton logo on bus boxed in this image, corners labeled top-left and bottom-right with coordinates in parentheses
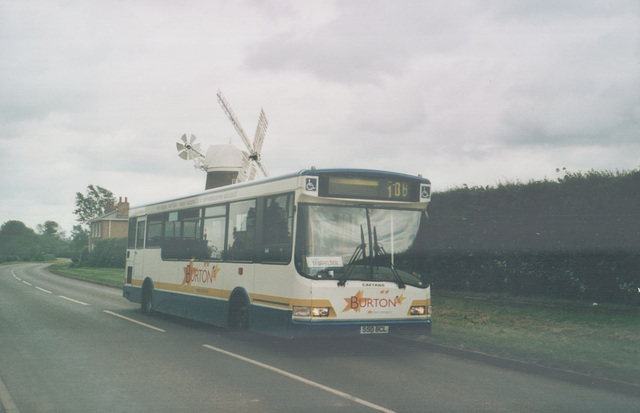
top-left (342, 289), bottom-right (406, 313)
top-left (182, 259), bottom-right (220, 286)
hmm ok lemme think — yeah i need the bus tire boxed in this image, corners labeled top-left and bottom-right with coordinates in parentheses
top-left (228, 293), bottom-right (249, 330)
top-left (141, 279), bottom-right (154, 314)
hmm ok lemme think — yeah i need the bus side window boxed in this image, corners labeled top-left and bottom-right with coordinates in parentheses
top-left (262, 193), bottom-right (294, 263)
top-left (203, 205), bottom-right (226, 260)
top-left (136, 220), bottom-right (145, 249)
top-left (127, 218), bottom-right (137, 249)
top-left (146, 214), bottom-right (165, 247)
top-left (227, 199), bottom-right (256, 261)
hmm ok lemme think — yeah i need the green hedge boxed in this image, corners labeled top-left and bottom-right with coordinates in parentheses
top-left (420, 252), bottom-right (640, 304)
top-left (415, 169), bottom-right (640, 304)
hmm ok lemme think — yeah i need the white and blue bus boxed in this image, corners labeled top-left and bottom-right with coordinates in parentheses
top-left (123, 168), bottom-right (432, 338)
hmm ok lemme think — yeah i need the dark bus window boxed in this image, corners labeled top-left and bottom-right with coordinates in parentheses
top-left (179, 208), bottom-right (200, 221)
top-left (160, 208), bottom-right (207, 261)
top-left (182, 220), bottom-right (200, 240)
top-left (146, 214), bottom-right (165, 247)
top-left (127, 218), bottom-right (137, 248)
top-left (226, 199), bottom-right (256, 261)
top-left (136, 220), bottom-right (145, 249)
top-left (203, 205), bottom-right (227, 260)
top-left (165, 212), bottom-right (179, 240)
top-left (262, 193), bottom-right (294, 263)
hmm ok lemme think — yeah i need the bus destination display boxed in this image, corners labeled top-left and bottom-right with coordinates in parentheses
top-left (319, 175), bottom-right (419, 201)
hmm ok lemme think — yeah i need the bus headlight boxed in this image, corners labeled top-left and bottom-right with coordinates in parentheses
top-left (293, 306), bottom-right (310, 317)
top-left (409, 306), bottom-right (426, 316)
top-left (311, 307), bottom-right (330, 317)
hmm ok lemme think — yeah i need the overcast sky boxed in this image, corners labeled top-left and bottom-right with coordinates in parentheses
top-left (1, 0), bottom-right (639, 234)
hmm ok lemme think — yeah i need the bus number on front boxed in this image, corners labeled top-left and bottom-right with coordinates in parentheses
top-left (387, 182), bottom-right (409, 199)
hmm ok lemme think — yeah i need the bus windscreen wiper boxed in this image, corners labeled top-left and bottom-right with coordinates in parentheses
top-left (337, 225), bottom-right (367, 286)
top-left (373, 226), bottom-right (405, 289)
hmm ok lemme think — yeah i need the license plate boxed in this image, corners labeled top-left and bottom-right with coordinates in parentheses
top-left (360, 325), bottom-right (389, 334)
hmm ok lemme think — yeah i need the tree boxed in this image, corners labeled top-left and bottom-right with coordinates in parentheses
top-left (74, 185), bottom-right (116, 227)
top-left (0, 220), bottom-right (41, 261)
top-left (70, 225), bottom-right (89, 251)
top-left (36, 220), bottom-right (68, 256)
top-left (37, 220), bottom-right (64, 238)
top-left (69, 224), bottom-right (90, 263)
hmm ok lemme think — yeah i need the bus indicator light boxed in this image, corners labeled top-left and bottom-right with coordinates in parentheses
top-left (293, 306), bottom-right (311, 317)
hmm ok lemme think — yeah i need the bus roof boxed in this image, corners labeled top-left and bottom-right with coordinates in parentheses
top-left (130, 168), bottom-right (430, 212)
top-left (299, 168), bottom-right (430, 184)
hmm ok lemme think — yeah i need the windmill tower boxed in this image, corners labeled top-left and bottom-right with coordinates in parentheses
top-left (176, 90), bottom-right (269, 190)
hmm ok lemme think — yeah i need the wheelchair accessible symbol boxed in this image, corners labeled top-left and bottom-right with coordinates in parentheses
top-left (421, 185), bottom-right (431, 199)
top-left (305, 178), bottom-right (318, 192)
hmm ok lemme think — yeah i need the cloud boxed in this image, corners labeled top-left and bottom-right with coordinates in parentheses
top-left (244, 1), bottom-right (473, 84)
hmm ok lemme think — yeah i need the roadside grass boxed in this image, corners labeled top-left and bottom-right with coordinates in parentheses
top-left (423, 290), bottom-right (640, 385)
top-left (48, 261), bottom-right (124, 287)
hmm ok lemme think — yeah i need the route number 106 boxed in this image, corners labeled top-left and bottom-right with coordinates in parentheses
top-left (387, 182), bottom-right (409, 199)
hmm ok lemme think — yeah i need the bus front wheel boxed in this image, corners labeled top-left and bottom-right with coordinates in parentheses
top-left (141, 281), bottom-right (154, 314)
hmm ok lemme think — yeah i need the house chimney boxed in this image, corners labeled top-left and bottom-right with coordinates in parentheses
top-left (117, 196), bottom-right (130, 217)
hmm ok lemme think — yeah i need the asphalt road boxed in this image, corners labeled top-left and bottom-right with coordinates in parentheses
top-left (0, 263), bottom-right (638, 412)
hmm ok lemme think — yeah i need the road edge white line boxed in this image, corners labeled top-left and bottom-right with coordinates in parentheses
top-left (35, 287), bottom-right (52, 294)
top-left (10, 270), bottom-right (20, 281)
top-left (21, 281), bottom-right (32, 286)
top-left (103, 311), bottom-right (166, 333)
top-left (58, 295), bottom-right (89, 306)
top-left (202, 344), bottom-right (395, 413)
top-left (0, 374), bottom-right (20, 413)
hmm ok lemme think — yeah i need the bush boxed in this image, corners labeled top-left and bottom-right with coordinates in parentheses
top-left (81, 238), bottom-right (126, 268)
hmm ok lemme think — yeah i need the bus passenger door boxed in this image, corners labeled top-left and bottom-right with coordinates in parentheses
top-left (132, 218), bottom-right (146, 281)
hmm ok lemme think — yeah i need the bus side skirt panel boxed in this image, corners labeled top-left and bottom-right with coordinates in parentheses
top-left (123, 284), bottom-right (142, 303)
top-left (249, 305), bottom-right (292, 336)
top-left (149, 289), bottom-right (229, 327)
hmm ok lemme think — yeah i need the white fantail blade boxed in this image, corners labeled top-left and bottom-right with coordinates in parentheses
top-left (177, 142), bottom-right (185, 151)
top-left (217, 90), bottom-right (254, 154)
top-left (181, 133), bottom-right (188, 143)
top-left (178, 151), bottom-right (189, 160)
top-left (189, 134), bottom-right (197, 144)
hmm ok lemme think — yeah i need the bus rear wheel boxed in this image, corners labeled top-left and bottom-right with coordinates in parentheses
top-left (236, 304), bottom-right (249, 330)
top-left (229, 297), bottom-right (249, 330)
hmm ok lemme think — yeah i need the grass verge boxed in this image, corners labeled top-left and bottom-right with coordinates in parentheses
top-left (48, 261), bottom-right (124, 287)
top-left (422, 290), bottom-right (640, 385)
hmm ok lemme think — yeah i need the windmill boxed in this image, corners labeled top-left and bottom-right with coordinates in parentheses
top-left (176, 90), bottom-right (270, 189)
